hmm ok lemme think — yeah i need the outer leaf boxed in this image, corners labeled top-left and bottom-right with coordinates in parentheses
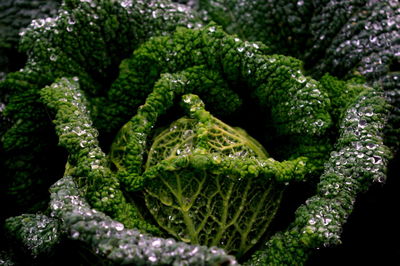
top-left (5, 214), bottom-right (62, 258)
top-left (49, 175), bottom-right (238, 265)
top-left (248, 88), bottom-right (392, 265)
top-left (40, 77), bottom-right (160, 233)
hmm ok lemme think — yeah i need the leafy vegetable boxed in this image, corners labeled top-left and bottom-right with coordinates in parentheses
top-left (0, 0), bottom-right (397, 265)
top-left (37, 23), bottom-right (323, 259)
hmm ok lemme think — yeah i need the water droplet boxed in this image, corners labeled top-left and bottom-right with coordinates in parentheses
top-left (80, 140), bottom-right (88, 147)
top-left (245, 51), bottom-right (254, 58)
top-left (369, 36), bottom-right (377, 43)
top-left (354, 142), bottom-right (362, 151)
top-left (372, 156), bottom-right (382, 164)
top-left (315, 119), bottom-right (324, 127)
top-left (372, 23), bottom-right (382, 31)
top-left (151, 10), bottom-right (159, 19)
top-left (387, 19), bottom-right (395, 27)
top-left (365, 110), bottom-right (374, 117)
top-left (358, 119), bottom-right (367, 128)
top-left (115, 223), bottom-right (124, 231)
top-left (120, 0), bottom-right (131, 8)
top-left (71, 231), bottom-right (80, 239)
top-left (152, 239), bottom-right (162, 247)
top-left (50, 54), bottom-right (58, 61)
top-left (148, 256), bottom-right (157, 262)
top-left (163, 13), bottom-right (170, 20)
top-left (323, 218), bottom-right (332, 225)
top-left (101, 197), bottom-right (108, 202)
top-left (297, 76), bottom-right (307, 83)
top-left (52, 201), bottom-right (63, 210)
top-left (366, 143), bottom-right (377, 150)
top-left (375, 175), bottom-right (386, 183)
